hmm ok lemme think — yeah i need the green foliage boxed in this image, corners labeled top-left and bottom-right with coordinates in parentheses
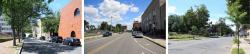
top-left (113, 24), bottom-right (122, 33)
top-left (168, 4), bottom-right (209, 35)
top-left (100, 21), bottom-right (109, 30)
top-left (233, 37), bottom-right (240, 44)
top-left (231, 48), bottom-right (245, 54)
top-left (169, 32), bottom-right (177, 36)
top-left (191, 26), bottom-right (198, 35)
top-left (41, 12), bottom-right (60, 34)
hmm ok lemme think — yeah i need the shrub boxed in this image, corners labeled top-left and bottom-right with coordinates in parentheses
top-left (169, 32), bottom-right (177, 36)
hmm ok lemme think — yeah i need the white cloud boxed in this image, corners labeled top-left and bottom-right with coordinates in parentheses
top-left (84, 0), bottom-right (140, 28)
top-left (98, 0), bottom-right (133, 19)
top-left (168, 5), bottom-right (176, 14)
top-left (133, 13), bottom-right (142, 22)
top-left (130, 6), bottom-right (139, 12)
top-left (84, 5), bottom-right (99, 17)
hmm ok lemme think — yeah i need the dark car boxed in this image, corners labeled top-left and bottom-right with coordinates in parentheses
top-left (134, 31), bottom-right (143, 38)
top-left (50, 36), bottom-right (63, 43)
top-left (103, 32), bottom-right (112, 37)
top-left (63, 37), bottom-right (81, 46)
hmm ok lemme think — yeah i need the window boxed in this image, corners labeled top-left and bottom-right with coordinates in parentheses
top-left (74, 8), bottom-right (80, 16)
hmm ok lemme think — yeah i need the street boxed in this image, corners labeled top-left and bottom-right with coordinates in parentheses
top-left (21, 38), bottom-right (82, 54)
top-left (84, 32), bottom-right (166, 54)
top-left (168, 37), bottom-right (233, 54)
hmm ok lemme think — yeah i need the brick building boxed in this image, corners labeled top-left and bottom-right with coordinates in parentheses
top-left (141, 0), bottom-right (166, 36)
top-left (58, 0), bottom-right (82, 39)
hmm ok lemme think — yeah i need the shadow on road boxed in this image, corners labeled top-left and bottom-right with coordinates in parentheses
top-left (22, 42), bottom-right (80, 54)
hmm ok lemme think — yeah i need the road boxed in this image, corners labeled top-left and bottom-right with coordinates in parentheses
top-left (85, 32), bottom-right (165, 54)
top-left (21, 38), bottom-right (82, 54)
top-left (168, 37), bottom-right (233, 54)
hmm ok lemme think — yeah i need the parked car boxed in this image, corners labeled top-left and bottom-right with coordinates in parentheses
top-left (50, 36), bottom-right (63, 43)
top-left (103, 32), bottom-right (112, 37)
top-left (132, 31), bottom-right (137, 36)
top-left (63, 37), bottom-right (81, 46)
top-left (40, 36), bottom-right (46, 40)
top-left (134, 31), bottom-right (143, 38)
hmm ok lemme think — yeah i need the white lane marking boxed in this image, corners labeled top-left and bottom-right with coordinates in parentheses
top-left (142, 52), bottom-right (144, 54)
top-left (133, 38), bottom-right (157, 54)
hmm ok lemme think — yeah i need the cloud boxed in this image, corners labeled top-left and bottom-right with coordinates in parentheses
top-left (130, 6), bottom-right (139, 12)
top-left (84, 0), bottom-right (140, 28)
top-left (133, 13), bottom-right (142, 22)
top-left (168, 5), bottom-right (176, 14)
top-left (84, 5), bottom-right (99, 17)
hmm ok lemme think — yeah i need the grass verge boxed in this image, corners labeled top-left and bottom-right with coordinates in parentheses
top-left (231, 48), bottom-right (245, 54)
top-left (169, 34), bottom-right (206, 41)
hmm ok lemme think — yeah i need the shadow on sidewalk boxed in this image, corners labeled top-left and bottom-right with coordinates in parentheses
top-left (22, 42), bottom-right (80, 54)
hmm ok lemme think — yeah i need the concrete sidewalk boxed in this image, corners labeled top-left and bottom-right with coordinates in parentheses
top-left (238, 38), bottom-right (250, 54)
top-left (143, 35), bottom-right (166, 48)
top-left (0, 40), bottom-right (22, 54)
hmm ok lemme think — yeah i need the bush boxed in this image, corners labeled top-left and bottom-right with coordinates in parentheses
top-left (169, 32), bottom-right (178, 36)
top-left (231, 48), bottom-right (245, 54)
top-left (233, 38), bottom-right (240, 44)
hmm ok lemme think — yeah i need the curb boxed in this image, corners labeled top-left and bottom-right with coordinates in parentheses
top-left (84, 35), bottom-right (102, 40)
top-left (143, 36), bottom-right (166, 49)
top-left (18, 42), bottom-right (24, 54)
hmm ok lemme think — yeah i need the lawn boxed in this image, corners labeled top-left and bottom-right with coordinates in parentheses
top-left (169, 33), bottom-right (207, 41)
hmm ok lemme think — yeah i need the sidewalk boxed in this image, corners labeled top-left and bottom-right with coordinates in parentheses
top-left (143, 35), bottom-right (166, 48)
top-left (238, 38), bottom-right (250, 54)
top-left (0, 40), bottom-right (23, 54)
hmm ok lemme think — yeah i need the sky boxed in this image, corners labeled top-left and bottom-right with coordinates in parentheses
top-left (48, 0), bottom-right (71, 13)
top-left (168, 0), bottom-right (236, 31)
top-left (84, 0), bottom-right (152, 30)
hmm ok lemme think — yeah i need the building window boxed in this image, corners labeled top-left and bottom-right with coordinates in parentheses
top-left (74, 8), bottom-right (80, 16)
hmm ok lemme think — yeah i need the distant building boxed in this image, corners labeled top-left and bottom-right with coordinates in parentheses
top-left (132, 21), bottom-right (141, 31)
top-left (58, 0), bottom-right (82, 39)
top-left (0, 16), bottom-right (12, 34)
top-left (122, 26), bottom-right (127, 31)
top-left (141, 0), bottom-right (166, 36)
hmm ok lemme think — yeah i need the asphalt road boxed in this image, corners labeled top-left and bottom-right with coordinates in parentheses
top-left (84, 32), bottom-right (166, 54)
top-left (168, 37), bottom-right (233, 54)
top-left (21, 38), bottom-right (82, 54)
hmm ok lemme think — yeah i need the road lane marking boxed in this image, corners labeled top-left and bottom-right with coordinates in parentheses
top-left (142, 52), bottom-right (144, 54)
top-left (133, 38), bottom-right (156, 54)
top-left (87, 35), bottom-right (124, 54)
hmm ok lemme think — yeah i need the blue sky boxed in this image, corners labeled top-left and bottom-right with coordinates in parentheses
top-left (48, 0), bottom-right (70, 12)
top-left (169, 0), bottom-right (235, 31)
top-left (84, 0), bottom-right (151, 30)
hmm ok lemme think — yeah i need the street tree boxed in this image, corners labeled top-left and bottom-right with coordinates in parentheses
top-left (2, 0), bottom-right (53, 46)
top-left (42, 12), bottom-right (60, 36)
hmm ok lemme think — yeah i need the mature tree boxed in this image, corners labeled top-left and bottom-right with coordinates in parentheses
top-left (42, 12), bottom-right (60, 36)
top-left (2, 0), bottom-right (53, 46)
top-left (183, 7), bottom-right (196, 32)
top-left (89, 25), bottom-right (95, 30)
top-left (195, 4), bottom-right (209, 29)
top-left (168, 14), bottom-right (183, 32)
top-left (100, 21), bottom-right (108, 30)
top-left (114, 24), bottom-right (122, 32)
top-left (84, 20), bottom-right (89, 31)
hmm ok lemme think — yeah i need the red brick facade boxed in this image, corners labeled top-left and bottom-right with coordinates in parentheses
top-left (58, 0), bottom-right (82, 39)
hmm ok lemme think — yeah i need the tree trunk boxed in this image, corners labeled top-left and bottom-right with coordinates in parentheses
top-left (12, 28), bottom-right (16, 46)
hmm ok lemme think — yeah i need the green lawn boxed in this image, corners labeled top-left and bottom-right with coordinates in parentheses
top-left (231, 48), bottom-right (245, 54)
